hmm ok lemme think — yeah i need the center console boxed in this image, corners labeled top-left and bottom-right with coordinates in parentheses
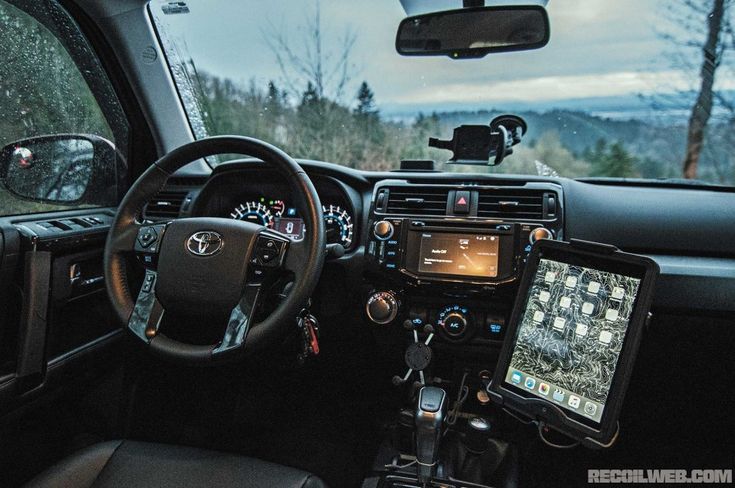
top-left (361, 181), bottom-right (563, 486)
top-left (363, 180), bottom-right (563, 348)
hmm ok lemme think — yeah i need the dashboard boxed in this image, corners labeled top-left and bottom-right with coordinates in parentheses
top-left (157, 158), bottom-right (735, 356)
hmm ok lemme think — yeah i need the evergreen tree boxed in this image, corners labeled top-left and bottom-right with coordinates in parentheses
top-left (266, 81), bottom-right (283, 117)
top-left (354, 81), bottom-right (377, 116)
top-left (301, 82), bottom-right (320, 108)
top-left (586, 139), bottom-right (639, 178)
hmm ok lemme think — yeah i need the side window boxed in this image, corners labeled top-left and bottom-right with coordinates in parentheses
top-left (0, 0), bottom-right (129, 217)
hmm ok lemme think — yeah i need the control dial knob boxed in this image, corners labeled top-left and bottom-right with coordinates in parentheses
top-left (373, 220), bottom-right (394, 241)
top-left (438, 306), bottom-right (471, 339)
top-left (366, 291), bottom-right (399, 324)
top-left (529, 227), bottom-right (553, 244)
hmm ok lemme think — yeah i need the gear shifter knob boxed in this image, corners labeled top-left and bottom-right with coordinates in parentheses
top-left (415, 386), bottom-right (447, 484)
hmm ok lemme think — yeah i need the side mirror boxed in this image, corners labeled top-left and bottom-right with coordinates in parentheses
top-left (0, 134), bottom-right (119, 206)
top-left (396, 5), bottom-right (550, 59)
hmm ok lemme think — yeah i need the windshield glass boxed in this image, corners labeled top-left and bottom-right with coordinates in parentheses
top-left (151, 0), bottom-right (735, 185)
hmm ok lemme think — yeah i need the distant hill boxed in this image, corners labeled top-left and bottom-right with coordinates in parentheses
top-left (432, 109), bottom-right (687, 160)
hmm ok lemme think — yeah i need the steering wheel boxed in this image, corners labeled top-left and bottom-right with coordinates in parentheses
top-left (104, 136), bottom-right (326, 363)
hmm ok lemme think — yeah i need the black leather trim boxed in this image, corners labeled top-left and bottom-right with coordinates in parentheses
top-left (25, 440), bottom-right (328, 488)
top-left (25, 440), bottom-right (123, 488)
top-left (148, 334), bottom-right (215, 363)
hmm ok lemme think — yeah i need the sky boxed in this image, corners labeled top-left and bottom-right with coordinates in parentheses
top-left (151, 0), bottom-right (732, 114)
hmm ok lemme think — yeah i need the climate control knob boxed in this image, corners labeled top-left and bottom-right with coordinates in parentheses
top-left (373, 220), bottom-right (394, 241)
top-left (366, 291), bottom-right (399, 324)
top-left (438, 305), bottom-right (472, 339)
top-left (529, 227), bottom-right (553, 244)
top-left (441, 312), bottom-right (468, 337)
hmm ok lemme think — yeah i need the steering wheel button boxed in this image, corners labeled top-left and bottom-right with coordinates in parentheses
top-left (137, 227), bottom-right (158, 248)
top-left (258, 249), bottom-right (276, 263)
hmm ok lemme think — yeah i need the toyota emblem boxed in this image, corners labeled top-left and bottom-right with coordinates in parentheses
top-left (186, 231), bottom-right (224, 256)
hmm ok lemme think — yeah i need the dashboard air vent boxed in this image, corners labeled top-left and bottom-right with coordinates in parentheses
top-left (477, 189), bottom-right (551, 220)
top-left (384, 187), bottom-right (449, 215)
top-left (144, 189), bottom-right (188, 220)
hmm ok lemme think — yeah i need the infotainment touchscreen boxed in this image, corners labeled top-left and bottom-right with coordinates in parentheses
top-left (417, 232), bottom-right (499, 278)
top-left (489, 239), bottom-right (658, 446)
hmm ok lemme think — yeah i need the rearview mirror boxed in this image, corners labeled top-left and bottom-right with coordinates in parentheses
top-left (396, 5), bottom-right (550, 59)
top-left (0, 134), bottom-right (118, 205)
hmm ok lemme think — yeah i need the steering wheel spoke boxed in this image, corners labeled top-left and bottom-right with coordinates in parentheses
top-left (213, 283), bottom-right (263, 355)
top-left (280, 236), bottom-right (308, 277)
top-left (128, 270), bottom-right (165, 342)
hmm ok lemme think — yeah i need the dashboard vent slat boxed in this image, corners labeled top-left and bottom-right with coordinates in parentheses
top-left (384, 187), bottom-right (449, 216)
top-left (477, 189), bottom-right (550, 220)
top-left (144, 189), bottom-right (188, 220)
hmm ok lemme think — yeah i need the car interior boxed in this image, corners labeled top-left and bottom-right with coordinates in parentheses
top-left (0, 1), bottom-right (733, 487)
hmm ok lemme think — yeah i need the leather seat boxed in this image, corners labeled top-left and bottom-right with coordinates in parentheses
top-left (25, 440), bottom-right (328, 488)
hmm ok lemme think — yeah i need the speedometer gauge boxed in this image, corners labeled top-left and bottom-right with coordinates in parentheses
top-left (230, 201), bottom-right (274, 228)
top-left (322, 205), bottom-right (353, 248)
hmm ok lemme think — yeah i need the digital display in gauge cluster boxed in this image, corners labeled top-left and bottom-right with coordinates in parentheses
top-left (229, 196), bottom-right (354, 248)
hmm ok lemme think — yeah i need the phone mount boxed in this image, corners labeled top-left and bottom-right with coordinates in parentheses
top-left (428, 114), bottom-right (527, 166)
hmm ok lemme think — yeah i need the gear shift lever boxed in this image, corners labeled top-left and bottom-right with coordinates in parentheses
top-left (415, 386), bottom-right (447, 484)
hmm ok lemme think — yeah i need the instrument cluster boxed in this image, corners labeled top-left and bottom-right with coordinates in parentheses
top-left (228, 196), bottom-right (354, 248)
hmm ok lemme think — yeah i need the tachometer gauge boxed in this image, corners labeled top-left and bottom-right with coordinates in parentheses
top-left (268, 199), bottom-right (286, 217)
top-left (322, 205), bottom-right (353, 248)
top-left (230, 201), bottom-right (274, 228)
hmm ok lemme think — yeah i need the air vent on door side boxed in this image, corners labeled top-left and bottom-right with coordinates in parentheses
top-left (477, 190), bottom-right (552, 220)
top-left (384, 187), bottom-right (449, 216)
top-left (144, 189), bottom-right (188, 220)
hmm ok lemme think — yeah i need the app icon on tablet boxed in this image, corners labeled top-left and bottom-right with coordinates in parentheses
top-left (584, 402), bottom-right (598, 416)
top-left (568, 395), bottom-right (580, 409)
top-left (552, 388), bottom-right (565, 402)
top-left (611, 287), bottom-right (625, 300)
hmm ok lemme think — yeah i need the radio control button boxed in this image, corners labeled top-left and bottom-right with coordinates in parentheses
top-left (374, 220), bottom-right (394, 240)
top-left (529, 227), bottom-right (553, 244)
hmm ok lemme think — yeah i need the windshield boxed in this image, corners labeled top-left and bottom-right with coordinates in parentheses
top-left (151, 0), bottom-right (735, 185)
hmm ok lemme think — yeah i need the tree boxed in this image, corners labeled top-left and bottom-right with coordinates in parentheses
top-left (300, 82), bottom-right (320, 107)
top-left (263, 0), bottom-right (357, 102)
top-left (585, 139), bottom-right (639, 178)
top-left (354, 81), bottom-right (377, 117)
top-left (682, 0), bottom-right (730, 179)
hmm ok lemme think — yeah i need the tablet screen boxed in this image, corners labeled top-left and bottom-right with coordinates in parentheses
top-left (503, 258), bottom-right (641, 426)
